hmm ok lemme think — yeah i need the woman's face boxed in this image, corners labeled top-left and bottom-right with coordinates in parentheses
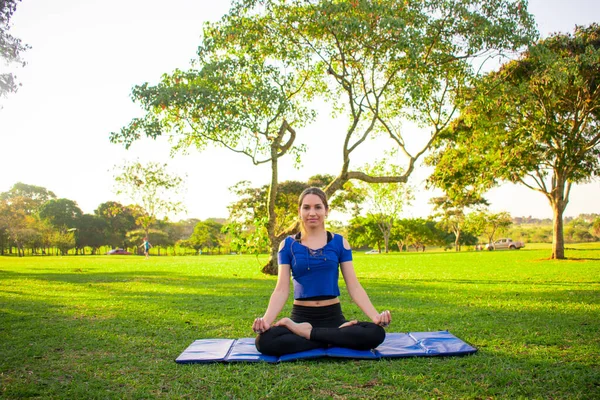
top-left (299, 194), bottom-right (328, 229)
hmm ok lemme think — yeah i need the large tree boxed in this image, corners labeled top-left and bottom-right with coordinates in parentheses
top-left (112, 0), bottom-right (536, 274)
top-left (111, 22), bottom-right (315, 273)
top-left (0, 182), bottom-right (57, 215)
top-left (1, 0), bottom-right (28, 97)
top-left (428, 24), bottom-right (600, 259)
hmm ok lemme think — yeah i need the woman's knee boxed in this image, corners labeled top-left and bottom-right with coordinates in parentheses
top-left (255, 333), bottom-right (277, 356)
top-left (358, 322), bottom-right (386, 347)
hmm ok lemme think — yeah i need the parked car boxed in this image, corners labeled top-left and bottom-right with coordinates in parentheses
top-left (365, 249), bottom-right (380, 254)
top-left (107, 248), bottom-right (131, 255)
top-left (485, 238), bottom-right (525, 251)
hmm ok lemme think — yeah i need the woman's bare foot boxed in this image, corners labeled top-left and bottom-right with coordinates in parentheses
top-left (338, 320), bottom-right (358, 329)
top-left (274, 318), bottom-right (313, 339)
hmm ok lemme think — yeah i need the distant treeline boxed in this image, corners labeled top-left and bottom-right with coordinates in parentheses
top-left (513, 214), bottom-right (599, 225)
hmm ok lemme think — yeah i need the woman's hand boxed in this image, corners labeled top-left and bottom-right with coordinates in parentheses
top-left (374, 310), bottom-right (391, 327)
top-left (252, 317), bottom-right (271, 334)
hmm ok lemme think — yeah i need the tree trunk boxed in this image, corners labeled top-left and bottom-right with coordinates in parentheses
top-left (454, 229), bottom-right (461, 252)
top-left (548, 173), bottom-right (569, 260)
top-left (551, 202), bottom-right (566, 259)
top-left (262, 123), bottom-right (283, 276)
top-left (262, 250), bottom-right (279, 275)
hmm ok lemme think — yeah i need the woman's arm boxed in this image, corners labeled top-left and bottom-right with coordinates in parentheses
top-left (340, 239), bottom-right (391, 326)
top-left (253, 264), bottom-right (290, 333)
top-left (340, 261), bottom-right (381, 321)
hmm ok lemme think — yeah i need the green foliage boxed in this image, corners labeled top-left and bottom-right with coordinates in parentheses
top-left (358, 153), bottom-right (413, 252)
top-left (188, 220), bottom-right (225, 253)
top-left (113, 160), bottom-right (186, 235)
top-left (94, 201), bottom-right (137, 248)
top-left (38, 198), bottom-right (83, 231)
top-left (49, 230), bottom-right (75, 256)
top-left (428, 24), bottom-right (600, 259)
top-left (395, 218), bottom-right (449, 251)
top-left (466, 210), bottom-right (513, 244)
top-left (563, 218), bottom-right (597, 243)
top-left (347, 214), bottom-right (385, 250)
top-left (0, 0), bottom-right (29, 97)
top-left (430, 194), bottom-right (487, 251)
top-left (0, 182), bottom-right (57, 215)
top-left (110, 0), bottom-right (537, 273)
top-left (593, 218), bottom-right (600, 239)
top-left (76, 214), bottom-right (107, 253)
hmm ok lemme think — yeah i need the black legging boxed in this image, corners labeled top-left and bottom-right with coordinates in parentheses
top-left (255, 303), bottom-right (386, 356)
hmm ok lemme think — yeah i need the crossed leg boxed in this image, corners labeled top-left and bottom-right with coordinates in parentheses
top-left (255, 319), bottom-right (385, 356)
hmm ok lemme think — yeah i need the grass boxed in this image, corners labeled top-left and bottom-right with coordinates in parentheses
top-left (1, 246), bottom-right (599, 399)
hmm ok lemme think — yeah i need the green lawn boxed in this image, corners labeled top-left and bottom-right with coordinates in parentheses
top-left (1, 246), bottom-right (599, 399)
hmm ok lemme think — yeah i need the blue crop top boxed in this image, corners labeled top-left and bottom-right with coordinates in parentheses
top-left (277, 233), bottom-right (353, 300)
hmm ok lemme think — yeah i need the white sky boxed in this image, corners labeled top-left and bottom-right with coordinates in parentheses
top-left (1, 0), bottom-right (599, 222)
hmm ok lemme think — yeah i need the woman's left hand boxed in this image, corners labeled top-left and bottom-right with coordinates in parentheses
top-left (374, 310), bottom-right (391, 327)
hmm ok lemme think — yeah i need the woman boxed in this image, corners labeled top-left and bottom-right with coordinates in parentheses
top-left (253, 187), bottom-right (391, 356)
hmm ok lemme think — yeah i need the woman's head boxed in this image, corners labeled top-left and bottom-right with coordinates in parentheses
top-left (298, 187), bottom-right (329, 233)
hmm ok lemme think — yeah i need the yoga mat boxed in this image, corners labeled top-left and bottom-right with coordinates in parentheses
top-left (175, 330), bottom-right (477, 364)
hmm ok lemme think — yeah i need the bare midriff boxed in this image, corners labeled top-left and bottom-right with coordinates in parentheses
top-left (293, 297), bottom-right (340, 307)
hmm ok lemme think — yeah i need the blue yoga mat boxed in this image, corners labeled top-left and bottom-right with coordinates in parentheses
top-left (175, 330), bottom-right (477, 364)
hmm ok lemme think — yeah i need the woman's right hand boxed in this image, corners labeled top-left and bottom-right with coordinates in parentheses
top-left (374, 310), bottom-right (391, 327)
top-left (252, 317), bottom-right (271, 334)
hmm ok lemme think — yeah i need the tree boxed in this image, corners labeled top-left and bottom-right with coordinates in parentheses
top-left (466, 210), bottom-right (513, 244)
top-left (347, 214), bottom-right (384, 252)
top-left (394, 218), bottom-right (446, 252)
top-left (113, 161), bottom-right (185, 237)
top-left (428, 24), bottom-right (600, 259)
top-left (359, 153), bottom-right (413, 253)
top-left (50, 230), bottom-right (75, 256)
top-left (76, 214), bottom-right (108, 255)
top-left (0, 183), bottom-right (57, 255)
top-left (564, 218), bottom-right (595, 243)
top-left (0, 182), bottom-right (56, 215)
top-left (38, 199), bottom-right (83, 231)
top-left (0, 196), bottom-right (38, 256)
top-left (1, 0), bottom-right (29, 97)
top-left (189, 220), bottom-right (224, 254)
top-left (592, 218), bottom-right (600, 239)
top-left (431, 194), bottom-right (487, 251)
top-left (110, 21), bottom-right (315, 273)
top-left (112, 0), bottom-right (536, 274)
top-left (94, 201), bottom-right (137, 248)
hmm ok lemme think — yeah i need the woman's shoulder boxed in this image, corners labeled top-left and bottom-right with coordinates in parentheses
top-left (330, 232), bottom-right (351, 250)
top-left (278, 235), bottom-right (296, 251)
top-left (330, 232), bottom-right (345, 241)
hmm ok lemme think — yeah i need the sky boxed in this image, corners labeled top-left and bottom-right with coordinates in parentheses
top-left (1, 0), bottom-right (599, 223)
